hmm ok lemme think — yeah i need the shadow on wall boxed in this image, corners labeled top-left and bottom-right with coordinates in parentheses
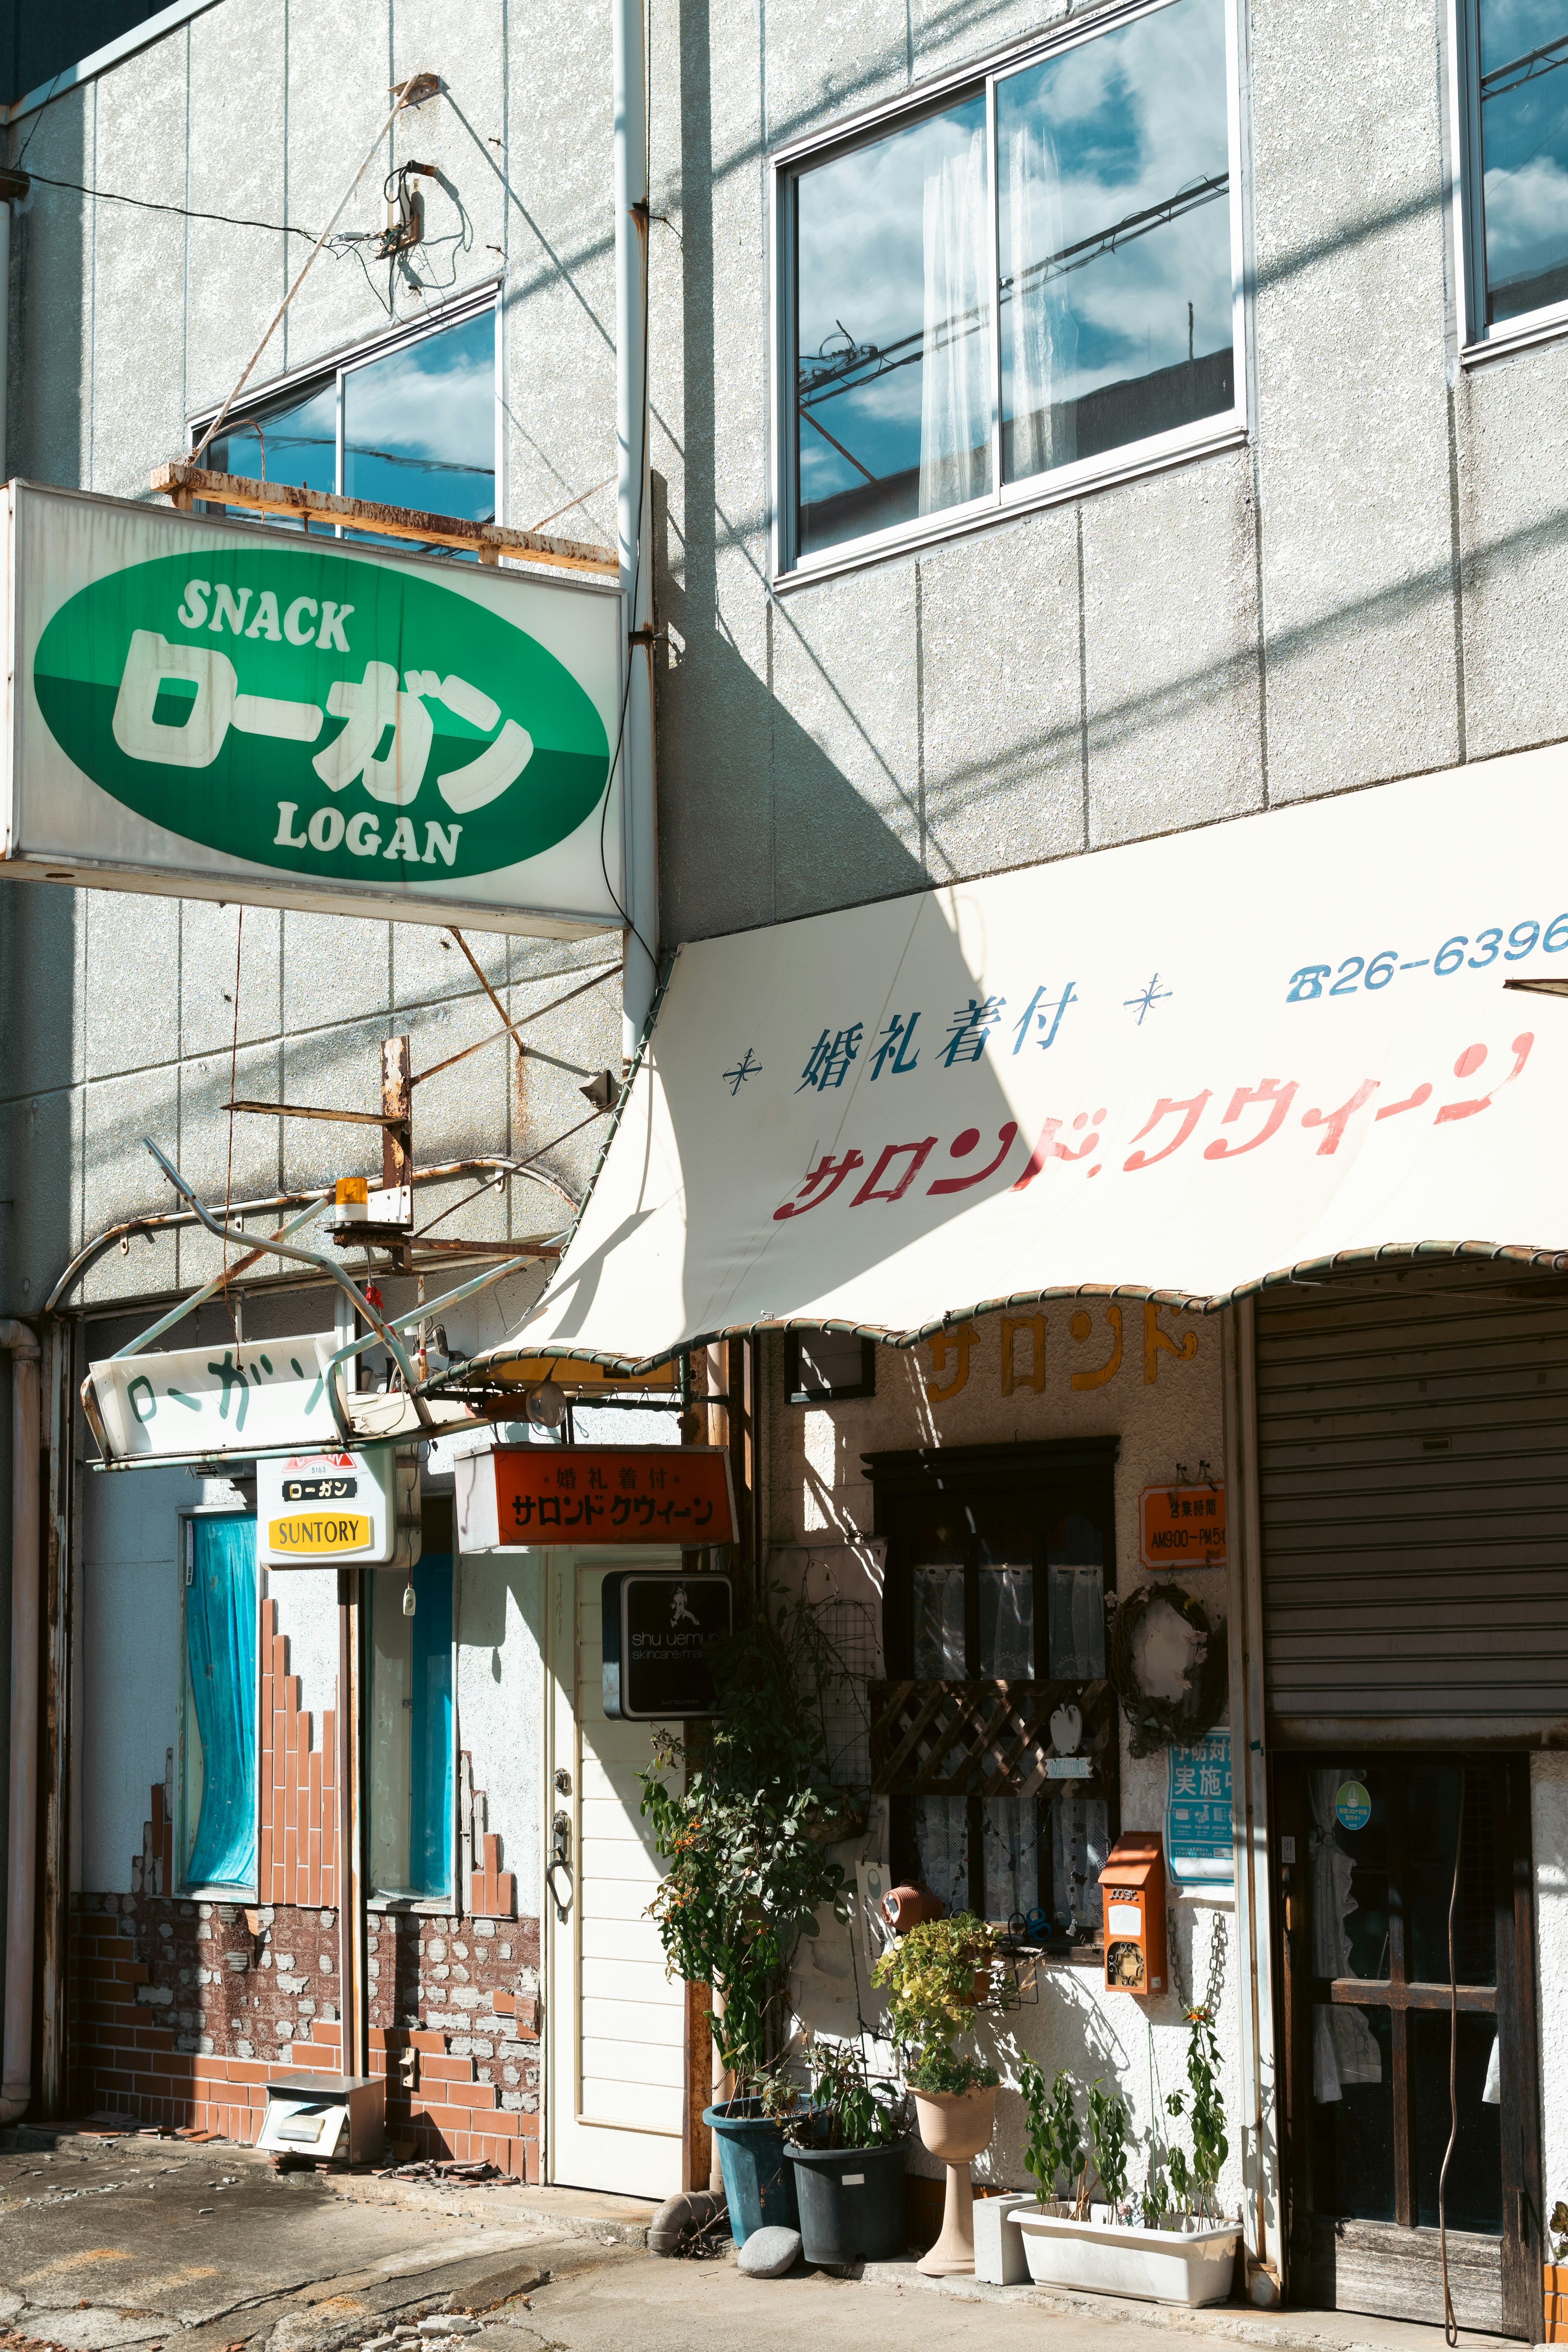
top-left (658, 0), bottom-right (931, 943)
top-left (0, 881), bottom-right (79, 1319)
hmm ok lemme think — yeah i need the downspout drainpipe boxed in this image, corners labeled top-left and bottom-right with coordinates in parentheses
top-left (614, 0), bottom-right (658, 1060)
top-left (0, 1320), bottom-right (41, 2124)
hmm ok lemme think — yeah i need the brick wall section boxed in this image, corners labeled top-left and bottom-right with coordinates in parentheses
top-left (69, 1898), bottom-right (543, 2175)
top-left (67, 1610), bottom-right (543, 2174)
top-left (261, 1599), bottom-right (337, 1909)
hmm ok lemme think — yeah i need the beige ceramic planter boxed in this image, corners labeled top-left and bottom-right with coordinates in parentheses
top-left (912, 2085), bottom-right (998, 2276)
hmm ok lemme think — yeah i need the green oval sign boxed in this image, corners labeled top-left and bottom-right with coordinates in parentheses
top-left (32, 546), bottom-right (611, 882)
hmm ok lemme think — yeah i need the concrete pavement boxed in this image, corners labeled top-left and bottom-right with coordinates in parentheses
top-left (0, 2128), bottom-right (1516, 2352)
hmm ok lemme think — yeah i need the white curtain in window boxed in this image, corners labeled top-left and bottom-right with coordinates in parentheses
top-left (1308, 1768), bottom-right (1382, 2102)
top-left (920, 127), bottom-right (991, 514)
top-left (1005, 116), bottom-right (1078, 478)
top-left (913, 1561), bottom-right (966, 1676)
top-left (916, 1795), bottom-right (970, 1913)
top-left (983, 1793), bottom-right (1038, 1920)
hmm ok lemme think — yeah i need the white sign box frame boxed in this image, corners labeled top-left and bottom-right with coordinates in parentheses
top-left (0, 479), bottom-right (624, 939)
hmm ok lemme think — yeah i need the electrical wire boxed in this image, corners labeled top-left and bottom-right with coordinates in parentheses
top-left (21, 171), bottom-right (322, 239)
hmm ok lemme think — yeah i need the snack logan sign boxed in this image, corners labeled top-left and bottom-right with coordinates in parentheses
top-left (0, 482), bottom-right (624, 934)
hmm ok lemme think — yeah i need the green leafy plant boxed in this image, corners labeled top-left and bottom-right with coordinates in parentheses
top-left (1086, 2080), bottom-right (1130, 2214)
top-left (782, 2038), bottom-right (905, 2151)
top-left (1020, 2060), bottom-right (1083, 2206)
top-left (638, 1582), bottom-right (853, 2097)
top-left (1165, 2004), bottom-right (1229, 2217)
top-left (1550, 2199), bottom-right (1568, 2263)
top-left (872, 1913), bottom-right (1000, 2096)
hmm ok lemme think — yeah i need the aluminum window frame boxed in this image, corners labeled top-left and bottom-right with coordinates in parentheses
top-left (175, 1504), bottom-right (262, 1902)
top-left (1450, 0), bottom-right (1568, 364)
top-left (770, 0), bottom-right (1248, 586)
top-left (186, 284), bottom-right (505, 528)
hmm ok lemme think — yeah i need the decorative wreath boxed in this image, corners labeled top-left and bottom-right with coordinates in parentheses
top-left (1105, 1581), bottom-right (1228, 1758)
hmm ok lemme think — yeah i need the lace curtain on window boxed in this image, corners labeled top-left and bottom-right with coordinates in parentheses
top-left (913, 1561), bottom-right (966, 1675)
top-left (1309, 1768), bottom-right (1382, 2102)
top-left (916, 1796), bottom-right (971, 1913)
top-left (1003, 115), bottom-right (1078, 477)
top-left (920, 127), bottom-right (992, 514)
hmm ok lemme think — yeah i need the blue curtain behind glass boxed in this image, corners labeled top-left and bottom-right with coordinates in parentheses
top-left (187, 1517), bottom-right (258, 1887)
top-left (410, 1556), bottom-right (454, 1897)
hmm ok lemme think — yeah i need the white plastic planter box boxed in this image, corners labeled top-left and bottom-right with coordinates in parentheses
top-left (1016, 2207), bottom-right (1240, 2306)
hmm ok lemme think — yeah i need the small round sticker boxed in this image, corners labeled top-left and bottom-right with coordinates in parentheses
top-left (1335, 1779), bottom-right (1372, 1832)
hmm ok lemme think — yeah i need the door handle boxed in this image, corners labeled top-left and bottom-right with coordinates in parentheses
top-left (547, 1810), bottom-right (573, 1922)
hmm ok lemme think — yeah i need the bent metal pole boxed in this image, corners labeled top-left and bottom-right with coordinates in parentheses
top-left (614, 0), bottom-right (658, 1058)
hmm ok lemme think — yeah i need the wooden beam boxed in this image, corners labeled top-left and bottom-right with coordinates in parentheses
top-left (149, 462), bottom-right (618, 576)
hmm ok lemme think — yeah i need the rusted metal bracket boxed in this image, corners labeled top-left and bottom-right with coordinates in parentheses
top-left (148, 462), bottom-right (618, 575)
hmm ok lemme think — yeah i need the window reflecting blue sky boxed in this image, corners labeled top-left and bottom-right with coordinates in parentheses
top-left (998, 0), bottom-right (1230, 455)
top-left (202, 310), bottom-right (496, 544)
top-left (795, 95), bottom-right (988, 530)
top-left (791, 0), bottom-right (1232, 555)
top-left (1479, 0), bottom-right (1568, 319)
top-left (344, 310), bottom-right (497, 521)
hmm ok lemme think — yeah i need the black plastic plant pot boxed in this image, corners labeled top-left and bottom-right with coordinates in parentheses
top-left (784, 2140), bottom-right (908, 2266)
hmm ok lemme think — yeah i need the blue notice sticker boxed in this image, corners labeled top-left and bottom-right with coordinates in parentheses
top-left (1334, 1779), bottom-right (1372, 1833)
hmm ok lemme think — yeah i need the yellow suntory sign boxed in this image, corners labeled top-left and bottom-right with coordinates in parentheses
top-left (267, 1512), bottom-right (370, 1555)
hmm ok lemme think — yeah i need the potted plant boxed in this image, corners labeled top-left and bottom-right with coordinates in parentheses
top-left (1014, 2027), bottom-right (1241, 2307)
top-left (873, 1912), bottom-right (1000, 2277)
top-left (1020, 2058), bottom-right (1082, 2213)
top-left (780, 2039), bottom-right (909, 2268)
top-left (639, 1585), bottom-right (855, 2245)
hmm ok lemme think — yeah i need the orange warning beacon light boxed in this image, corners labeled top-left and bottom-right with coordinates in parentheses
top-left (1098, 1831), bottom-right (1169, 1996)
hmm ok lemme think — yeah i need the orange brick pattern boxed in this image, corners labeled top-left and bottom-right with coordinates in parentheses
top-left (131, 1781), bottom-right (176, 1897)
top-left (470, 1833), bottom-right (517, 1920)
top-left (260, 1599), bottom-right (337, 1909)
top-left (69, 1905), bottom-right (541, 2176)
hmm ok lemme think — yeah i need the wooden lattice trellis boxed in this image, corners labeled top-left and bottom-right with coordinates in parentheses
top-left (868, 1677), bottom-right (1116, 1800)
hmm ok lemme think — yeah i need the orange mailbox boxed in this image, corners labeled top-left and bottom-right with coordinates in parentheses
top-left (1098, 1832), bottom-right (1169, 1996)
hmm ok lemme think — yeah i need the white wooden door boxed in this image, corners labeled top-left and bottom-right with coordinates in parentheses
top-left (546, 1553), bottom-right (686, 2198)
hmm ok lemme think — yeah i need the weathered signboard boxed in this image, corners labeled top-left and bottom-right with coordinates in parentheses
top-left (455, 1443), bottom-right (737, 1550)
top-left (1139, 1483), bottom-right (1227, 1568)
top-left (89, 1337), bottom-right (339, 1461)
top-left (601, 1568), bottom-right (734, 1719)
top-left (256, 1444), bottom-right (419, 1567)
top-left (1, 481), bottom-right (623, 935)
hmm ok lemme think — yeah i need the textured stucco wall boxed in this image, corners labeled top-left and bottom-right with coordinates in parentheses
top-left (457, 1552), bottom-right (546, 1911)
top-left (776, 1306), bottom-right (1243, 2214)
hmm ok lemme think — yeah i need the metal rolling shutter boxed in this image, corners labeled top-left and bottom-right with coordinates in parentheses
top-left (1256, 1265), bottom-right (1568, 1739)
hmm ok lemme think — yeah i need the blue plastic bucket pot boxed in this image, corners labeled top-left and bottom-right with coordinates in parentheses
top-left (702, 2098), bottom-right (800, 2245)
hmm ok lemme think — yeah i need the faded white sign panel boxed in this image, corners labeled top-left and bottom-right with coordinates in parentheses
top-left (1, 480), bottom-right (624, 938)
top-left (91, 1338), bottom-right (338, 1461)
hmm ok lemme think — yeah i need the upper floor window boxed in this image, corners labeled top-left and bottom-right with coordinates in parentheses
top-left (1462, 0), bottom-right (1568, 341)
top-left (777, 0), bottom-right (1241, 574)
top-left (194, 303), bottom-right (498, 553)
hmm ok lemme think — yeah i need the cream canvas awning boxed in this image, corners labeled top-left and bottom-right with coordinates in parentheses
top-left (490, 745), bottom-right (1568, 1370)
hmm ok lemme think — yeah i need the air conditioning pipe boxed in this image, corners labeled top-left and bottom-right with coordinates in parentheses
top-left (0, 1319), bottom-right (41, 2123)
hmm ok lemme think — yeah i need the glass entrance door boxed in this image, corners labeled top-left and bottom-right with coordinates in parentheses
top-left (1272, 1755), bottom-right (1540, 2339)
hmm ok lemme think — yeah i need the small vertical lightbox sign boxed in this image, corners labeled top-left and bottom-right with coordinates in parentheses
top-left (1099, 1832), bottom-right (1169, 1995)
top-left (601, 1570), bottom-right (733, 1721)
